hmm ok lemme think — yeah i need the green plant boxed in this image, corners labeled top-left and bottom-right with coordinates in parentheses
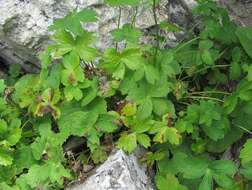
top-left (0, 0), bottom-right (252, 189)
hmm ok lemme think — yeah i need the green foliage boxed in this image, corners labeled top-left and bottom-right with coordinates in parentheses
top-left (1, 0), bottom-right (252, 189)
top-left (112, 24), bottom-right (142, 44)
top-left (105, 0), bottom-right (140, 6)
top-left (49, 9), bottom-right (97, 36)
top-left (236, 27), bottom-right (252, 59)
top-left (240, 139), bottom-right (252, 165)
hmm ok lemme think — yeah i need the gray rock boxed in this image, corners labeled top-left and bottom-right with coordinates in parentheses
top-left (67, 149), bottom-right (155, 190)
top-left (0, 0), bottom-right (168, 72)
top-left (167, 0), bottom-right (197, 28)
top-left (219, 0), bottom-right (252, 26)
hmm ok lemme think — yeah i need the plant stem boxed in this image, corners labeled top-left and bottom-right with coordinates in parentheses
top-left (189, 91), bottom-right (231, 95)
top-left (174, 37), bottom-right (200, 53)
top-left (181, 95), bottom-right (224, 103)
top-left (131, 7), bottom-right (138, 27)
top-left (115, 6), bottom-right (122, 50)
top-left (152, 0), bottom-right (159, 62)
top-left (235, 124), bottom-right (252, 135)
top-left (21, 119), bottom-right (31, 129)
top-left (181, 64), bottom-right (230, 80)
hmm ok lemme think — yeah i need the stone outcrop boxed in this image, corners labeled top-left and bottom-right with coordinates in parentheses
top-left (0, 0), bottom-right (165, 72)
top-left (0, 0), bottom-right (196, 72)
top-left (67, 149), bottom-right (155, 190)
top-left (220, 0), bottom-right (252, 26)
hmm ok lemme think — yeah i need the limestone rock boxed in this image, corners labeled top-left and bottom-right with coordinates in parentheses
top-left (167, 0), bottom-right (197, 28)
top-left (220, 0), bottom-right (252, 26)
top-left (67, 149), bottom-right (155, 190)
top-left (0, 0), bottom-right (168, 72)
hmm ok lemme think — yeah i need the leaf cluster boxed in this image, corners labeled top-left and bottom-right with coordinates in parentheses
top-left (1, 0), bottom-right (252, 189)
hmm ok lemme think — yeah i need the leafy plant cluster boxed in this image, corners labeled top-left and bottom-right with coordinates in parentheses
top-left (0, 0), bottom-right (252, 189)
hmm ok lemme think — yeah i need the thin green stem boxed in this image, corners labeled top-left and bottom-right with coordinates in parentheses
top-left (131, 7), bottom-right (138, 27)
top-left (189, 91), bottom-right (231, 95)
top-left (21, 119), bottom-right (31, 129)
top-left (174, 37), bottom-right (200, 53)
top-left (235, 124), bottom-right (252, 135)
top-left (115, 6), bottom-right (122, 50)
top-left (152, 0), bottom-right (159, 62)
top-left (181, 95), bottom-right (224, 103)
top-left (181, 64), bottom-right (230, 80)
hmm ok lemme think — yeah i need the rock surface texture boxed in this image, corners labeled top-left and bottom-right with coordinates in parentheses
top-left (220, 0), bottom-right (252, 26)
top-left (67, 149), bottom-right (154, 190)
top-left (0, 0), bottom-right (196, 72)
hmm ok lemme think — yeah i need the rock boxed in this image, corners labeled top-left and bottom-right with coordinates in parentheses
top-left (67, 149), bottom-right (155, 190)
top-left (167, 0), bottom-right (197, 28)
top-left (0, 0), bottom-right (168, 72)
top-left (219, 0), bottom-right (252, 26)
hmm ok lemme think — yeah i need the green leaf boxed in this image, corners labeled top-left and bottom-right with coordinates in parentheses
top-left (0, 165), bottom-right (17, 185)
top-left (91, 147), bottom-right (107, 164)
top-left (136, 97), bottom-right (153, 120)
top-left (158, 151), bottom-right (187, 175)
top-left (152, 122), bottom-right (181, 145)
top-left (19, 162), bottom-right (71, 188)
top-left (105, 0), bottom-right (140, 6)
top-left (199, 101), bottom-right (221, 126)
top-left (0, 148), bottom-right (13, 166)
top-left (182, 156), bottom-right (209, 179)
top-left (64, 86), bottom-right (83, 101)
top-left (81, 87), bottom-right (98, 106)
top-left (118, 133), bottom-right (137, 153)
top-left (156, 174), bottom-right (188, 190)
top-left (152, 98), bottom-right (175, 117)
top-left (230, 62), bottom-right (241, 80)
top-left (0, 182), bottom-right (19, 190)
top-left (201, 50), bottom-right (213, 65)
top-left (7, 127), bottom-right (22, 146)
top-left (240, 162), bottom-right (252, 180)
top-left (136, 133), bottom-right (151, 148)
top-left (101, 48), bottom-right (144, 75)
top-left (95, 114), bottom-right (118, 133)
top-left (112, 24), bottom-right (142, 43)
top-left (240, 138), bottom-right (252, 165)
top-left (14, 145), bottom-right (38, 173)
top-left (13, 74), bottom-right (39, 108)
top-left (87, 127), bottom-right (100, 150)
top-left (61, 65), bottom-right (85, 86)
top-left (213, 174), bottom-right (234, 188)
top-left (144, 64), bottom-right (159, 84)
top-left (62, 51), bottom-right (80, 69)
top-left (202, 119), bottom-right (229, 141)
top-left (52, 29), bottom-right (97, 60)
top-left (31, 137), bottom-right (47, 160)
top-left (84, 97), bottom-right (107, 115)
top-left (206, 127), bottom-right (243, 153)
top-left (0, 79), bottom-right (6, 95)
top-left (0, 119), bottom-right (7, 134)
top-left (199, 170), bottom-right (213, 190)
top-left (121, 102), bottom-right (137, 116)
top-left (75, 33), bottom-right (98, 61)
top-left (244, 64), bottom-right (252, 82)
top-left (210, 160), bottom-right (237, 176)
top-left (121, 49), bottom-right (144, 70)
top-left (199, 40), bottom-right (213, 50)
top-left (49, 9), bottom-right (97, 35)
top-left (133, 119), bottom-right (153, 133)
top-left (58, 111), bottom-right (90, 141)
top-left (236, 27), bottom-right (252, 59)
top-left (223, 95), bottom-right (238, 114)
top-left (159, 51), bottom-right (181, 77)
top-left (113, 63), bottom-right (125, 80)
